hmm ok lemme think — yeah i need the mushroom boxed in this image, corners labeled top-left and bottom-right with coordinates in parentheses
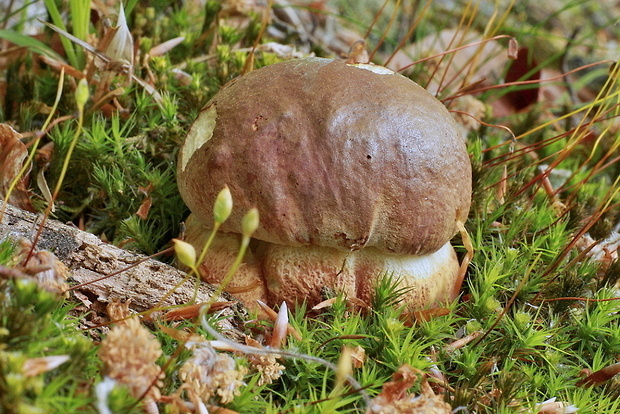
top-left (177, 57), bottom-right (471, 309)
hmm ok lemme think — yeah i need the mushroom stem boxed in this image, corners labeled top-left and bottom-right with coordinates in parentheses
top-left (187, 208), bottom-right (460, 310)
top-left (262, 242), bottom-right (460, 309)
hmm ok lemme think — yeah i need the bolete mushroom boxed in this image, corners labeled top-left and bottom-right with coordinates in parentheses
top-left (178, 57), bottom-right (471, 309)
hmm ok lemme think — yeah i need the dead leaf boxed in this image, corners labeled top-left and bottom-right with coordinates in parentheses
top-left (158, 324), bottom-right (206, 344)
top-left (507, 38), bottom-right (519, 60)
top-left (349, 345), bottom-right (366, 368)
top-left (41, 18), bottom-right (163, 108)
top-left (311, 296), bottom-right (370, 312)
top-left (170, 68), bottom-right (192, 87)
top-left (387, 30), bottom-right (508, 133)
top-left (426, 363), bottom-right (449, 395)
top-left (312, 297), bottom-right (337, 310)
top-left (576, 362), bottom-right (620, 387)
top-left (449, 94), bottom-right (487, 133)
top-left (538, 68), bottom-right (570, 106)
top-left (257, 42), bottom-right (306, 59)
top-left (0, 123), bottom-right (34, 211)
top-left (136, 196), bottom-right (152, 219)
top-left (163, 301), bottom-right (236, 321)
top-left (501, 47), bottom-right (541, 111)
top-left (366, 364), bottom-right (452, 414)
top-left (404, 307), bottom-right (451, 325)
top-left (96, 5), bottom-right (134, 76)
top-left (379, 364), bottom-right (418, 402)
top-left (38, 54), bottom-right (85, 79)
top-left (134, 183), bottom-right (154, 219)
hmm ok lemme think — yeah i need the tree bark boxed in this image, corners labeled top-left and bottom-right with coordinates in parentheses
top-left (0, 200), bottom-right (246, 336)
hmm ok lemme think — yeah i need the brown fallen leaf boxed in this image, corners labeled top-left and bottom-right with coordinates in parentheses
top-left (0, 123), bottom-right (34, 211)
top-left (402, 307), bottom-right (451, 326)
top-left (162, 301), bottom-right (237, 321)
top-left (366, 364), bottom-right (452, 414)
top-left (311, 295), bottom-right (370, 312)
top-left (136, 183), bottom-right (154, 219)
top-left (312, 297), bottom-right (338, 310)
top-left (94, 4), bottom-right (134, 96)
top-left (491, 46), bottom-right (541, 116)
top-left (576, 362), bottom-right (620, 387)
top-left (158, 323), bottom-right (207, 344)
top-left (348, 344), bottom-right (366, 369)
top-left (376, 365), bottom-right (418, 403)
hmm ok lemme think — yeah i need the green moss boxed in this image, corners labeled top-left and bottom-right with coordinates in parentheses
top-left (0, 278), bottom-right (95, 412)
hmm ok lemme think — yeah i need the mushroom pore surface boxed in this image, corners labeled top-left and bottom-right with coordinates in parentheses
top-left (178, 57), bottom-right (472, 257)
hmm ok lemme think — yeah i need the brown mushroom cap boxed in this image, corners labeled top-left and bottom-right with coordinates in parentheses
top-left (178, 57), bottom-right (471, 256)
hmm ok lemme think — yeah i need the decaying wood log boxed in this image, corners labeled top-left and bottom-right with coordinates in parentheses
top-left (0, 200), bottom-right (247, 337)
